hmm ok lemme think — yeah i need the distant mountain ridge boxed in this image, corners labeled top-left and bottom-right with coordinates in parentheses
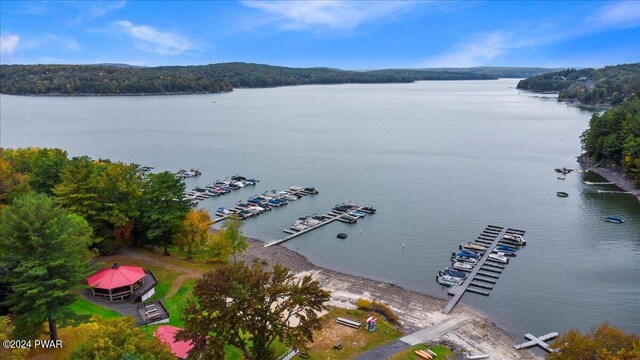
top-left (0, 62), bottom-right (559, 95)
top-left (517, 63), bottom-right (640, 106)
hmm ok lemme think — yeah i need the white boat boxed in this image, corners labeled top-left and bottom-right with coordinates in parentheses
top-left (488, 252), bottom-right (509, 264)
top-left (502, 234), bottom-right (526, 245)
top-left (289, 186), bottom-right (304, 191)
top-left (452, 262), bottom-right (474, 272)
top-left (291, 223), bottom-right (307, 231)
top-left (437, 275), bottom-right (463, 287)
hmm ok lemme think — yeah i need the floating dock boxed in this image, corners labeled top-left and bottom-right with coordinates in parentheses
top-left (264, 205), bottom-right (371, 248)
top-left (442, 225), bottom-right (526, 314)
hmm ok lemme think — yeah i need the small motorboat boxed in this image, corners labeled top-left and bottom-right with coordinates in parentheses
top-left (496, 244), bottom-right (518, 253)
top-left (439, 267), bottom-right (467, 279)
top-left (455, 250), bottom-right (480, 259)
top-left (360, 206), bottom-right (377, 214)
top-left (488, 252), bottom-right (509, 264)
top-left (216, 207), bottom-right (233, 216)
top-left (452, 262), bottom-right (474, 272)
top-left (605, 216), bottom-right (624, 224)
top-left (337, 233), bottom-right (347, 239)
top-left (339, 215), bottom-right (357, 224)
top-left (556, 191), bottom-right (569, 197)
top-left (461, 243), bottom-right (486, 252)
top-left (502, 234), bottom-right (526, 245)
top-left (289, 186), bottom-right (304, 192)
top-left (557, 176), bottom-right (566, 180)
top-left (236, 202), bottom-right (250, 208)
top-left (313, 215), bottom-right (329, 221)
top-left (453, 255), bottom-right (478, 264)
top-left (437, 275), bottom-right (463, 287)
top-left (291, 223), bottom-right (307, 231)
top-left (349, 210), bottom-right (366, 217)
top-left (268, 199), bottom-right (284, 207)
top-left (237, 210), bottom-right (252, 219)
top-left (304, 187), bottom-right (318, 194)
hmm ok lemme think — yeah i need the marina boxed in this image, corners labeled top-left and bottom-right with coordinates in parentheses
top-left (212, 186), bottom-right (320, 224)
top-left (442, 225), bottom-right (527, 314)
top-left (264, 203), bottom-right (375, 247)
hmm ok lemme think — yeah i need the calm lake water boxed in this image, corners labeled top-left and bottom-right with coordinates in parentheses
top-left (2, 79), bottom-right (639, 337)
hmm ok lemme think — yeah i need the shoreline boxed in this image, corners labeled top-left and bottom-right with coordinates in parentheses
top-left (577, 153), bottom-right (640, 202)
top-left (240, 238), bottom-right (539, 359)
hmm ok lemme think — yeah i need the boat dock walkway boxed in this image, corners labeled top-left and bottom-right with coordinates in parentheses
top-left (443, 225), bottom-right (526, 314)
top-left (211, 188), bottom-right (318, 224)
top-left (264, 205), bottom-right (369, 248)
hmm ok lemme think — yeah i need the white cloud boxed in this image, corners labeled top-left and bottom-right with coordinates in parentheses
top-left (75, 1), bottom-right (127, 23)
top-left (241, 0), bottom-right (419, 31)
top-left (0, 32), bottom-right (20, 58)
top-left (422, 32), bottom-right (511, 67)
top-left (113, 20), bottom-right (195, 55)
top-left (588, 1), bottom-right (640, 28)
top-left (42, 34), bottom-right (82, 52)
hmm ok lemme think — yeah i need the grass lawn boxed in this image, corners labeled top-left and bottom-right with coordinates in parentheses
top-left (389, 344), bottom-right (452, 360)
top-left (68, 298), bottom-right (121, 319)
top-left (305, 308), bottom-right (402, 359)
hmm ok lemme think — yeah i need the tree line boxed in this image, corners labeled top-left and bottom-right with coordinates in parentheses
top-left (516, 63), bottom-right (640, 106)
top-left (581, 100), bottom-right (640, 185)
top-left (1, 62), bottom-right (560, 95)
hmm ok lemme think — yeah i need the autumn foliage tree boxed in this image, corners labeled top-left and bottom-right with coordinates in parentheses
top-left (70, 317), bottom-right (174, 360)
top-left (178, 262), bottom-right (331, 360)
top-left (219, 214), bottom-right (248, 262)
top-left (548, 322), bottom-right (640, 360)
top-left (174, 208), bottom-right (214, 260)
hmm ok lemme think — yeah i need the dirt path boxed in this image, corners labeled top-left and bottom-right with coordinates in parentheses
top-left (98, 247), bottom-right (204, 298)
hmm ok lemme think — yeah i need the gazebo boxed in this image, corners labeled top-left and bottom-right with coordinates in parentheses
top-left (155, 325), bottom-right (194, 359)
top-left (87, 263), bottom-right (155, 302)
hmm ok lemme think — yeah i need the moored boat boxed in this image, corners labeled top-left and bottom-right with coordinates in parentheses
top-left (452, 261), bottom-right (474, 272)
top-left (461, 243), bottom-right (486, 252)
top-left (436, 275), bottom-right (463, 287)
top-left (556, 191), bottom-right (569, 197)
top-left (439, 267), bottom-right (467, 279)
top-left (488, 252), bottom-right (509, 264)
top-left (605, 216), bottom-right (624, 224)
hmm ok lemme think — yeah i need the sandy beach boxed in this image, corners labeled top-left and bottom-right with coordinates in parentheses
top-left (240, 239), bottom-right (540, 359)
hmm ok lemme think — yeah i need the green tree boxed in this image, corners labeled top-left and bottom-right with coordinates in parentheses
top-left (70, 317), bottom-right (174, 360)
top-left (139, 172), bottom-right (190, 256)
top-left (0, 193), bottom-right (95, 341)
top-left (173, 208), bottom-right (214, 260)
top-left (178, 262), bottom-right (330, 360)
top-left (219, 214), bottom-right (248, 262)
top-left (548, 322), bottom-right (640, 360)
top-left (2, 148), bottom-right (68, 194)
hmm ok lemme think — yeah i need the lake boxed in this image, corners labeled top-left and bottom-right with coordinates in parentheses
top-left (2, 79), bottom-right (639, 337)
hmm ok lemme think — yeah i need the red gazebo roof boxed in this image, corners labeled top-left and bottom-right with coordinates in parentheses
top-left (86, 264), bottom-right (145, 289)
top-left (155, 325), bottom-right (194, 359)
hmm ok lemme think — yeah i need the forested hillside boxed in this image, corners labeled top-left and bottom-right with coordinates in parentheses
top-left (517, 63), bottom-right (640, 106)
top-left (581, 100), bottom-right (640, 185)
top-left (0, 62), bottom-right (558, 95)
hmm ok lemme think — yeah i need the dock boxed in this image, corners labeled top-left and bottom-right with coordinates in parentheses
top-left (442, 225), bottom-right (526, 314)
top-left (264, 205), bottom-right (371, 248)
top-left (514, 332), bottom-right (559, 352)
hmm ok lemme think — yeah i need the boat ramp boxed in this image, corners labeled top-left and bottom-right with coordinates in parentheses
top-left (442, 225), bottom-right (527, 314)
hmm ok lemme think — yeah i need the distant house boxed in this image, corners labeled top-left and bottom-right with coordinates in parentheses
top-left (86, 263), bottom-right (157, 302)
top-left (155, 325), bottom-right (194, 359)
top-left (578, 76), bottom-right (588, 81)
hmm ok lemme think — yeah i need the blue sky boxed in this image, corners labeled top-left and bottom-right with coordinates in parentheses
top-left (1, 0), bottom-right (639, 68)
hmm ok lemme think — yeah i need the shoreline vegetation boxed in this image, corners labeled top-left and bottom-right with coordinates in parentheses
top-left (240, 238), bottom-right (539, 359)
top-left (516, 62), bottom-right (640, 107)
top-left (578, 153), bottom-right (640, 202)
top-left (0, 63), bottom-right (558, 96)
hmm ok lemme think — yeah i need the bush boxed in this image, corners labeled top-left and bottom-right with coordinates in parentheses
top-left (355, 298), bottom-right (400, 325)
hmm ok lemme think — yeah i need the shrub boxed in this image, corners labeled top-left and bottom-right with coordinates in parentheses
top-left (355, 298), bottom-right (400, 325)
